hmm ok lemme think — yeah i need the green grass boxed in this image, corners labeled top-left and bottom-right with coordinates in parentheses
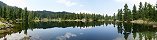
top-left (0, 21), bottom-right (5, 28)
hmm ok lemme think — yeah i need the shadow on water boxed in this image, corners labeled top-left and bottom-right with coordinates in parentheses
top-left (0, 21), bottom-right (157, 40)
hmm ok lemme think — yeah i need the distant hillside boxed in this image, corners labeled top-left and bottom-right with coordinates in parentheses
top-left (0, 1), bottom-right (106, 21)
top-left (0, 1), bottom-right (7, 6)
top-left (34, 10), bottom-right (76, 18)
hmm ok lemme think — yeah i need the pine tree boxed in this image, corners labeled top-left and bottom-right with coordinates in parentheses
top-left (113, 13), bottom-right (116, 21)
top-left (155, 3), bottom-right (157, 21)
top-left (128, 9), bottom-right (132, 21)
top-left (123, 4), bottom-right (129, 21)
top-left (152, 6), bottom-right (156, 21)
top-left (143, 2), bottom-right (148, 20)
top-left (6, 6), bottom-right (9, 20)
top-left (147, 4), bottom-right (153, 20)
top-left (105, 14), bottom-right (108, 20)
top-left (24, 7), bottom-right (29, 22)
top-left (138, 2), bottom-right (143, 19)
top-left (0, 6), bottom-right (2, 18)
top-left (117, 9), bottom-right (123, 21)
top-left (132, 4), bottom-right (137, 20)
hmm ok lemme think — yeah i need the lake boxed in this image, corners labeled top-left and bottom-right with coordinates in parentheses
top-left (0, 21), bottom-right (157, 40)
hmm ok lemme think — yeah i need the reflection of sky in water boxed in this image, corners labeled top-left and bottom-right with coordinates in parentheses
top-left (28, 24), bottom-right (119, 40)
top-left (0, 31), bottom-right (28, 40)
top-left (56, 32), bottom-right (77, 40)
top-left (0, 24), bottom-right (157, 40)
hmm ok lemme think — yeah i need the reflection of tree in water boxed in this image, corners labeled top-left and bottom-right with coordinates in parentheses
top-left (117, 22), bottom-right (123, 34)
top-left (116, 22), bottom-right (157, 40)
top-left (1, 21), bottom-right (157, 40)
top-left (30, 21), bottom-right (106, 29)
top-left (0, 21), bottom-right (106, 39)
top-left (123, 23), bottom-right (132, 40)
top-left (104, 21), bottom-right (113, 26)
top-left (0, 21), bottom-right (31, 40)
top-left (0, 28), bottom-right (14, 40)
top-left (26, 21), bottom-right (157, 40)
top-left (0, 23), bottom-right (28, 40)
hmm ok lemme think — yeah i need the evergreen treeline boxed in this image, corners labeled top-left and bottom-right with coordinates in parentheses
top-left (117, 2), bottom-right (157, 22)
top-left (35, 11), bottom-right (105, 20)
top-left (0, 1), bottom-right (35, 22)
top-left (0, 1), bottom-right (106, 22)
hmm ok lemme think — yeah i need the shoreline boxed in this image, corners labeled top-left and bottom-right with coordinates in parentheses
top-left (114, 20), bottom-right (157, 25)
top-left (34, 19), bottom-right (98, 22)
top-left (0, 21), bottom-right (14, 30)
top-left (115, 20), bottom-right (157, 27)
top-left (34, 19), bottom-right (157, 24)
top-left (130, 20), bottom-right (157, 25)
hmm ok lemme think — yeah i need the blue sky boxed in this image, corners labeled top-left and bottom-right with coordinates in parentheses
top-left (0, 0), bottom-right (156, 16)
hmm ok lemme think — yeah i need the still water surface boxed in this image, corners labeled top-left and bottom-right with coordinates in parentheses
top-left (0, 21), bottom-right (157, 40)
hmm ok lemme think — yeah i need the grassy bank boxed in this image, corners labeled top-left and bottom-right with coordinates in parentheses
top-left (0, 22), bottom-right (5, 27)
top-left (34, 19), bottom-right (91, 22)
top-left (130, 20), bottom-right (157, 25)
top-left (114, 20), bottom-right (157, 25)
top-left (34, 18), bottom-right (106, 22)
top-left (0, 21), bottom-right (14, 29)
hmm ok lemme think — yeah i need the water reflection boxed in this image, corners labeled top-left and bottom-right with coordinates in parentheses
top-left (56, 32), bottom-right (77, 40)
top-left (0, 21), bottom-right (157, 40)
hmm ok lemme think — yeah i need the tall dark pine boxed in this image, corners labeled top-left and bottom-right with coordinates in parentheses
top-left (138, 2), bottom-right (143, 19)
top-left (147, 4), bottom-right (153, 20)
top-left (117, 9), bottom-right (123, 21)
top-left (18, 8), bottom-right (22, 19)
top-left (123, 4), bottom-right (129, 21)
top-left (25, 7), bottom-right (29, 22)
top-left (105, 14), bottom-right (108, 20)
top-left (3, 6), bottom-right (6, 19)
top-left (5, 6), bottom-right (10, 20)
top-left (152, 6), bottom-right (156, 21)
top-left (143, 2), bottom-right (148, 19)
top-left (128, 9), bottom-right (132, 21)
top-left (23, 7), bottom-right (28, 23)
top-left (0, 6), bottom-right (1, 18)
top-left (156, 3), bottom-right (157, 21)
top-left (156, 3), bottom-right (157, 9)
top-left (132, 4), bottom-right (137, 20)
top-left (113, 13), bottom-right (116, 21)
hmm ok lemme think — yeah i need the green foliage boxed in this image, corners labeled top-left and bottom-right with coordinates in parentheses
top-left (117, 2), bottom-right (157, 22)
top-left (113, 13), bottom-right (116, 21)
top-left (132, 4), bottom-right (137, 20)
top-left (0, 2), bottom-right (36, 22)
top-left (34, 11), bottom-right (105, 21)
top-left (0, 1), bottom-right (105, 22)
top-left (123, 4), bottom-right (132, 21)
top-left (117, 9), bottom-right (123, 21)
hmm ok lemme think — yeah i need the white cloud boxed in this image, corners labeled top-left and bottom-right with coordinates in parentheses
top-left (56, 0), bottom-right (78, 7)
top-left (0, 0), bottom-right (27, 8)
top-left (56, 32), bottom-right (77, 40)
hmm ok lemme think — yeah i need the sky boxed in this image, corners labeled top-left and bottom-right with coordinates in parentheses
top-left (0, 0), bottom-right (157, 16)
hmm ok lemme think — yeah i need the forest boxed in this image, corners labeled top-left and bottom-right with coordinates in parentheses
top-left (34, 11), bottom-right (106, 21)
top-left (116, 2), bottom-right (157, 22)
top-left (0, 1), bottom-right (107, 23)
top-left (0, 1), bottom-right (157, 23)
top-left (0, 1), bottom-right (35, 23)
top-left (0, 1), bottom-right (157, 40)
